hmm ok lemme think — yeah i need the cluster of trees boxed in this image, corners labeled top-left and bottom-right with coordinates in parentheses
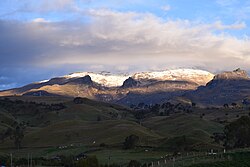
top-left (164, 135), bottom-right (193, 152)
top-left (0, 98), bottom-right (66, 115)
top-left (123, 134), bottom-right (140, 149)
top-left (0, 123), bottom-right (25, 149)
top-left (212, 116), bottom-right (250, 149)
top-left (131, 102), bottom-right (195, 122)
top-left (223, 103), bottom-right (238, 108)
top-left (0, 98), bottom-right (68, 149)
top-left (73, 97), bottom-right (85, 104)
top-left (13, 125), bottom-right (25, 149)
top-left (224, 116), bottom-right (250, 148)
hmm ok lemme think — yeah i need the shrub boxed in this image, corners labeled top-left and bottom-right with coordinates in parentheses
top-left (224, 116), bottom-right (250, 148)
top-left (127, 160), bottom-right (141, 167)
top-left (123, 134), bottom-right (139, 149)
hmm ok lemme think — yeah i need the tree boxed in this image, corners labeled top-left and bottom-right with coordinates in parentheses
top-left (137, 102), bottom-right (145, 108)
top-left (134, 110), bottom-right (144, 121)
top-left (76, 156), bottom-right (99, 167)
top-left (73, 97), bottom-right (84, 104)
top-left (224, 116), bottom-right (250, 148)
top-left (97, 115), bottom-right (102, 121)
top-left (223, 103), bottom-right (229, 108)
top-left (150, 104), bottom-right (160, 113)
top-left (0, 127), bottom-right (12, 143)
top-left (61, 155), bottom-right (75, 167)
top-left (123, 135), bottom-right (139, 149)
top-left (212, 132), bottom-right (225, 144)
top-left (13, 125), bottom-right (24, 150)
top-left (231, 103), bottom-right (237, 108)
top-left (127, 160), bottom-right (141, 167)
top-left (166, 135), bottom-right (191, 152)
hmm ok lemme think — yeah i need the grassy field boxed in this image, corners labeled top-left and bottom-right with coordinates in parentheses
top-left (143, 114), bottom-right (224, 139)
top-left (0, 96), bottom-right (250, 166)
top-left (189, 152), bottom-right (250, 167)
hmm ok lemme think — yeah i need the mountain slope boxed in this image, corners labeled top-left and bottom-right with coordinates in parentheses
top-left (183, 69), bottom-right (250, 106)
top-left (0, 69), bottom-right (214, 105)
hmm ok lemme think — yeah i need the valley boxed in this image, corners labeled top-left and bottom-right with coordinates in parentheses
top-left (0, 94), bottom-right (250, 166)
top-left (1, 69), bottom-right (250, 166)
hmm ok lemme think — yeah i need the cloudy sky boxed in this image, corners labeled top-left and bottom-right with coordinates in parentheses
top-left (0, 0), bottom-right (250, 90)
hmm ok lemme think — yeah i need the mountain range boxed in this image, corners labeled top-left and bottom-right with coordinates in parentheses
top-left (1, 68), bottom-right (250, 107)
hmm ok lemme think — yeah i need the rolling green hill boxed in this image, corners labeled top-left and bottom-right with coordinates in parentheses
top-left (1, 96), bottom-right (248, 166)
top-left (143, 114), bottom-right (223, 140)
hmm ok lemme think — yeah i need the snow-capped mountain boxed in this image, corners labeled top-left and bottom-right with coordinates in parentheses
top-left (132, 69), bottom-right (214, 86)
top-left (0, 68), bottom-right (215, 105)
top-left (65, 72), bottom-right (129, 87)
top-left (50, 69), bottom-right (214, 87)
top-left (1, 68), bottom-right (249, 107)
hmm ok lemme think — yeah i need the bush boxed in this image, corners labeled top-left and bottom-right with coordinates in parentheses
top-left (127, 160), bottom-right (141, 167)
top-left (163, 135), bottom-right (194, 152)
top-left (123, 134), bottom-right (139, 149)
top-left (99, 143), bottom-right (106, 147)
top-left (73, 97), bottom-right (84, 104)
top-left (76, 156), bottom-right (99, 167)
top-left (224, 116), bottom-right (250, 148)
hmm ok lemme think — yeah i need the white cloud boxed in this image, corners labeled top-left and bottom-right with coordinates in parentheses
top-left (161, 5), bottom-right (171, 12)
top-left (0, 9), bottom-right (250, 73)
top-left (32, 18), bottom-right (50, 23)
top-left (216, 0), bottom-right (250, 20)
top-left (216, 0), bottom-right (238, 6)
top-left (34, 0), bottom-right (75, 12)
top-left (212, 21), bottom-right (246, 30)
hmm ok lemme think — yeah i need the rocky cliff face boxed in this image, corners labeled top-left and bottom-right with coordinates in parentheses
top-left (121, 77), bottom-right (140, 88)
top-left (66, 75), bottom-right (93, 85)
top-left (213, 68), bottom-right (248, 80)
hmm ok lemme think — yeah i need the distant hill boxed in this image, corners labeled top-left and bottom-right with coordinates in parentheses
top-left (0, 96), bottom-right (225, 150)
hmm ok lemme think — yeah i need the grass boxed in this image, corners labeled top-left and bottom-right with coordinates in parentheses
top-left (0, 119), bottom-right (161, 148)
top-left (143, 113), bottom-right (223, 141)
top-left (88, 148), bottom-right (171, 165)
top-left (0, 109), bottom-right (16, 133)
top-left (1, 96), bottom-right (248, 166)
top-left (189, 152), bottom-right (250, 167)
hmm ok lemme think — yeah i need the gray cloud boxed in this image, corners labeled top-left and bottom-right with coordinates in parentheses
top-left (0, 9), bottom-right (250, 90)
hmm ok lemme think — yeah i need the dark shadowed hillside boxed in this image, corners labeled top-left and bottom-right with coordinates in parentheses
top-left (183, 69), bottom-right (250, 107)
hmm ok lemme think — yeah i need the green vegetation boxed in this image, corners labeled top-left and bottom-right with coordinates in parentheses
top-left (123, 134), bottom-right (139, 149)
top-left (1, 96), bottom-right (250, 166)
top-left (224, 116), bottom-right (250, 148)
top-left (189, 152), bottom-right (250, 167)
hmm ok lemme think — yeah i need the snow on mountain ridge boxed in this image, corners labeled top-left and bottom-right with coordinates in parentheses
top-left (132, 69), bottom-right (214, 85)
top-left (66, 72), bottom-right (129, 87)
top-left (68, 69), bottom-right (214, 87)
top-left (38, 69), bottom-right (214, 87)
top-left (38, 79), bottom-right (50, 83)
